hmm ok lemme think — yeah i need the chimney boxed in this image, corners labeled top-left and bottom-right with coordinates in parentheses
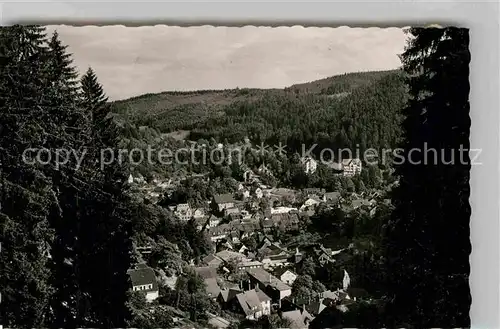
top-left (302, 303), bottom-right (306, 313)
top-left (269, 274), bottom-right (272, 283)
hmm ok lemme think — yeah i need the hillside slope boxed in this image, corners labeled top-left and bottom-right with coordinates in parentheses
top-left (111, 69), bottom-right (407, 180)
top-left (110, 69), bottom-right (402, 135)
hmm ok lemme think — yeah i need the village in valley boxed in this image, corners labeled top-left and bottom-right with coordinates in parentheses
top-left (1, 23), bottom-right (473, 329)
top-left (126, 146), bottom-right (395, 329)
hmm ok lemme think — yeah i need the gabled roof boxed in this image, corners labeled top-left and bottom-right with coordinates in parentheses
top-left (341, 158), bottom-right (361, 166)
top-left (274, 267), bottom-right (296, 278)
top-left (282, 309), bottom-right (315, 329)
top-left (209, 214), bottom-right (220, 221)
top-left (219, 288), bottom-right (241, 303)
top-left (307, 299), bottom-right (328, 315)
top-left (256, 289), bottom-right (272, 303)
top-left (305, 196), bottom-right (322, 203)
top-left (202, 254), bottom-right (223, 265)
top-left (204, 278), bottom-right (221, 298)
top-left (235, 289), bottom-right (271, 316)
top-left (128, 266), bottom-right (158, 291)
top-left (215, 250), bottom-right (247, 263)
top-left (246, 268), bottom-right (291, 292)
top-left (321, 289), bottom-right (349, 301)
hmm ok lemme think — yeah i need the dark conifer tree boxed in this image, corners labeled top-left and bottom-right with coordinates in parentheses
top-left (0, 25), bottom-right (56, 328)
top-left (384, 27), bottom-right (471, 327)
top-left (81, 67), bottom-right (108, 116)
top-left (81, 67), bottom-right (119, 149)
top-left (47, 31), bottom-right (80, 101)
top-left (78, 67), bottom-right (133, 328)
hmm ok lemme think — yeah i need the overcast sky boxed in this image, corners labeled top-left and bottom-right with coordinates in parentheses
top-left (46, 25), bottom-right (407, 101)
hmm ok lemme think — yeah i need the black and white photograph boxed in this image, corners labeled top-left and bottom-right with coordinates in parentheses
top-left (1, 23), bottom-right (471, 328)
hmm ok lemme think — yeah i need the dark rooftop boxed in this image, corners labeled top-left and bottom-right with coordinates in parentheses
top-left (128, 266), bottom-right (158, 291)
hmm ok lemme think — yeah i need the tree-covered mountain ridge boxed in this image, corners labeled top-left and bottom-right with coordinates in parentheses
top-left (110, 69), bottom-right (406, 147)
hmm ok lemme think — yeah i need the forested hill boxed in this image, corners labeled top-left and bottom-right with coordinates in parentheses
top-left (111, 69), bottom-right (407, 155)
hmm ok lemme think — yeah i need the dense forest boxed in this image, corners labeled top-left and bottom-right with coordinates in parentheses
top-left (112, 70), bottom-right (407, 156)
top-left (110, 69), bottom-right (408, 182)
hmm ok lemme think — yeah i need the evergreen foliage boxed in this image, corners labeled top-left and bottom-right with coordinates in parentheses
top-left (384, 27), bottom-right (471, 327)
top-left (0, 25), bottom-right (133, 328)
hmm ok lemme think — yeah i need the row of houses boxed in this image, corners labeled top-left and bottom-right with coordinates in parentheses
top-left (128, 235), bottom-right (364, 328)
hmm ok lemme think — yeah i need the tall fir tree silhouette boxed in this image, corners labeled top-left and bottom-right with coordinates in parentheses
top-left (79, 65), bottom-right (133, 328)
top-left (0, 25), bottom-right (56, 328)
top-left (81, 68), bottom-right (108, 116)
top-left (384, 27), bottom-right (471, 327)
top-left (81, 67), bottom-right (119, 149)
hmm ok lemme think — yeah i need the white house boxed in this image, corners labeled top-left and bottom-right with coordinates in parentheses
top-left (127, 174), bottom-right (134, 184)
top-left (234, 289), bottom-right (271, 320)
top-left (208, 215), bottom-right (222, 228)
top-left (254, 188), bottom-right (263, 199)
top-left (341, 158), bottom-right (362, 177)
top-left (128, 264), bottom-right (159, 302)
top-left (275, 268), bottom-right (298, 286)
top-left (300, 157), bottom-right (317, 174)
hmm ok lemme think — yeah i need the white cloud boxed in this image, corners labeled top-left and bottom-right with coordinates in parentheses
top-left (45, 25), bottom-right (406, 100)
